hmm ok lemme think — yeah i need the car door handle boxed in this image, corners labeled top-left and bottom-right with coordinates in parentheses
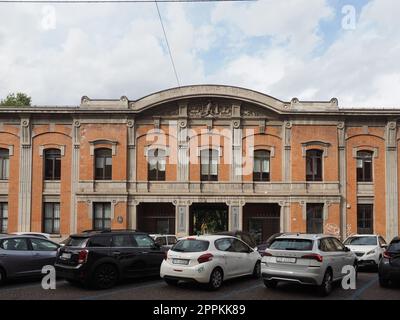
top-left (112, 251), bottom-right (121, 255)
top-left (140, 251), bottom-right (148, 254)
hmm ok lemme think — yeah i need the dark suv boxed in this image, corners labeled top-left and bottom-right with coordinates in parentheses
top-left (379, 236), bottom-right (400, 287)
top-left (55, 230), bottom-right (165, 289)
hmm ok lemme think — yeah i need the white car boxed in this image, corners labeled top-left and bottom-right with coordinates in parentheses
top-left (150, 234), bottom-right (178, 248)
top-left (160, 235), bottom-right (261, 290)
top-left (344, 234), bottom-right (387, 268)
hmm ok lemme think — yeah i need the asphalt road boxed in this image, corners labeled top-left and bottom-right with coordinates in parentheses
top-left (0, 269), bottom-right (399, 300)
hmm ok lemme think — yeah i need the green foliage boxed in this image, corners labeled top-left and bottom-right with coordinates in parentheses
top-left (0, 93), bottom-right (32, 106)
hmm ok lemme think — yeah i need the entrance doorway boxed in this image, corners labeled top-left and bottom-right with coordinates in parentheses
top-left (189, 203), bottom-right (228, 235)
top-left (137, 203), bottom-right (175, 234)
top-left (243, 203), bottom-right (280, 244)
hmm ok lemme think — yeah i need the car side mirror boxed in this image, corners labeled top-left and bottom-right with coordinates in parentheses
top-left (152, 242), bottom-right (161, 249)
top-left (344, 247), bottom-right (350, 252)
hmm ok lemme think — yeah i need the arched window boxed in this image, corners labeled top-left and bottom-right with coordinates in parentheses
top-left (0, 148), bottom-right (9, 180)
top-left (306, 149), bottom-right (323, 181)
top-left (253, 150), bottom-right (270, 181)
top-left (357, 151), bottom-right (373, 182)
top-left (95, 148), bottom-right (112, 180)
top-left (201, 149), bottom-right (218, 181)
top-left (148, 149), bottom-right (166, 181)
top-left (44, 149), bottom-right (61, 180)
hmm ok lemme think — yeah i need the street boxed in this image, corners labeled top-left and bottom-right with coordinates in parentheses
top-left (0, 270), bottom-right (399, 300)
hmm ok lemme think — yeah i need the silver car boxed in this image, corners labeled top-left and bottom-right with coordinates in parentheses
top-left (0, 235), bottom-right (60, 285)
top-left (261, 234), bottom-right (357, 296)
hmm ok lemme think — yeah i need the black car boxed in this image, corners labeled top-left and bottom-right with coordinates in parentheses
top-left (379, 236), bottom-right (400, 287)
top-left (214, 231), bottom-right (257, 248)
top-left (255, 233), bottom-right (286, 256)
top-left (55, 229), bottom-right (165, 289)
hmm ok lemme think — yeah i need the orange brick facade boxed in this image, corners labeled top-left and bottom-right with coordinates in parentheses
top-left (0, 86), bottom-right (399, 242)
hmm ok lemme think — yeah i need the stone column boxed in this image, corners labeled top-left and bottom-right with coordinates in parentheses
top-left (127, 119), bottom-right (136, 191)
top-left (337, 121), bottom-right (347, 239)
top-left (227, 200), bottom-right (244, 231)
top-left (231, 102), bottom-right (242, 182)
top-left (279, 200), bottom-right (290, 232)
top-left (70, 120), bottom-right (81, 234)
top-left (18, 117), bottom-right (32, 232)
top-left (282, 121), bottom-right (292, 182)
top-left (175, 200), bottom-right (190, 237)
top-left (177, 102), bottom-right (189, 183)
top-left (385, 121), bottom-right (398, 241)
top-left (128, 200), bottom-right (138, 230)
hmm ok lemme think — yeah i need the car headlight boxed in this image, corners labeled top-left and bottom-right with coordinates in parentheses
top-left (366, 249), bottom-right (376, 255)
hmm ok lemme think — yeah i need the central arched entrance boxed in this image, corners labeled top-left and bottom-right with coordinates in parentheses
top-left (189, 203), bottom-right (228, 235)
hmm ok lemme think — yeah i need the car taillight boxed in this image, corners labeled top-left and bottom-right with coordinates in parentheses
top-left (301, 253), bottom-right (323, 263)
top-left (198, 253), bottom-right (213, 264)
top-left (383, 251), bottom-right (392, 259)
top-left (78, 250), bottom-right (89, 264)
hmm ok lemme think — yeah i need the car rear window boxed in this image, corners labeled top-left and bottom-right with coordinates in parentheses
top-left (63, 237), bottom-right (88, 248)
top-left (344, 237), bottom-right (377, 246)
top-left (269, 239), bottom-right (313, 251)
top-left (172, 239), bottom-right (209, 252)
top-left (388, 240), bottom-right (400, 253)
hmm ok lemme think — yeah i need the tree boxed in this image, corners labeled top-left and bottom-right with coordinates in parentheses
top-left (0, 93), bottom-right (31, 106)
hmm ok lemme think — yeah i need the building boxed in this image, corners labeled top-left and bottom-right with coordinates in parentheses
top-left (0, 85), bottom-right (399, 242)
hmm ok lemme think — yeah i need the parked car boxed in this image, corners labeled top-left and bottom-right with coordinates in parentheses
top-left (378, 236), bottom-right (400, 287)
top-left (55, 229), bottom-right (165, 289)
top-left (160, 235), bottom-right (261, 290)
top-left (12, 232), bottom-right (51, 240)
top-left (150, 234), bottom-right (178, 249)
top-left (344, 234), bottom-right (387, 268)
top-left (0, 234), bottom-right (60, 285)
top-left (214, 231), bottom-right (257, 249)
top-left (256, 233), bottom-right (288, 256)
top-left (261, 234), bottom-right (358, 296)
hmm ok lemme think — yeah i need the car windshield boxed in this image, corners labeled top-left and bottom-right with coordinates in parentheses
top-left (269, 239), bottom-right (313, 251)
top-left (388, 241), bottom-right (400, 253)
top-left (63, 237), bottom-right (88, 248)
top-left (344, 237), bottom-right (377, 246)
top-left (172, 239), bottom-right (209, 252)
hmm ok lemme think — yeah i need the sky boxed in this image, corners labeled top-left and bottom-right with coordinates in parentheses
top-left (0, 0), bottom-right (399, 108)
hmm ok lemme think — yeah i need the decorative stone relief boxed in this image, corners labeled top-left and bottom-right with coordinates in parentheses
top-left (188, 100), bottom-right (232, 118)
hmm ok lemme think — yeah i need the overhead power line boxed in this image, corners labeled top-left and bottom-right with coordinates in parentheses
top-left (155, 1), bottom-right (180, 87)
top-left (0, 0), bottom-right (255, 3)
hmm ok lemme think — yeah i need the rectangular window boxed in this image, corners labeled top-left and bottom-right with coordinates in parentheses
top-left (201, 149), bottom-right (218, 181)
top-left (0, 149), bottom-right (9, 180)
top-left (93, 202), bottom-right (111, 231)
top-left (0, 203), bottom-right (8, 233)
top-left (357, 204), bottom-right (373, 234)
top-left (43, 202), bottom-right (60, 234)
top-left (306, 203), bottom-right (324, 234)
top-left (306, 150), bottom-right (323, 181)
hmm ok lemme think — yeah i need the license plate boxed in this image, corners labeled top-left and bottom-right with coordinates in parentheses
top-left (61, 253), bottom-right (71, 260)
top-left (276, 257), bottom-right (296, 264)
top-left (172, 259), bottom-right (189, 265)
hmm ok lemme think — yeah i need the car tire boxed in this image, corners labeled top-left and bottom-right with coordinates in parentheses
top-left (252, 261), bottom-right (261, 279)
top-left (208, 268), bottom-right (223, 291)
top-left (0, 268), bottom-right (6, 286)
top-left (319, 269), bottom-right (333, 297)
top-left (91, 264), bottom-right (119, 290)
top-left (263, 279), bottom-right (277, 289)
top-left (164, 278), bottom-right (179, 286)
top-left (379, 276), bottom-right (390, 288)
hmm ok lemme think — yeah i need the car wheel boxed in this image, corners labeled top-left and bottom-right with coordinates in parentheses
top-left (263, 279), bottom-right (277, 289)
top-left (0, 268), bottom-right (5, 286)
top-left (208, 268), bottom-right (223, 291)
top-left (379, 276), bottom-right (390, 288)
top-left (164, 278), bottom-right (179, 286)
top-left (92, 264), bottom-right (119, 290)
top-left (319, 269), bottom-right (333, 297)
top-left (252, 261), bottom-right (261, 279)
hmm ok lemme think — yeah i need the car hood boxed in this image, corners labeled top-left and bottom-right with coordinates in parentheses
top-left (345, 245), bottom-right (377, 252)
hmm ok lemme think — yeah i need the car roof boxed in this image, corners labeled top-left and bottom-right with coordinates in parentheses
top-left (346, 234), bottom-right (378, 237)
top-left (275, 233), bottom-right (331, 240)
top-left (70, 230), bottom-right (147, 238)
top-left (183, 235), bottom-right (236, 241)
